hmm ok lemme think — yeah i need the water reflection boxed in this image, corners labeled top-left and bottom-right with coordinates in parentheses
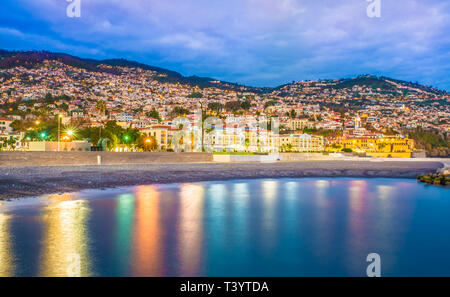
top-left (0, 214), bottom-right (14, 276)
top-left (283, 181), bottom-right (299, 230)
top-left (377, 185), bottom-right (395, 200)
top-left (2, 178), bottom-right (449, 276)
top-left (262, 180), bottom-right (277, 223)
top-left (205, 184), bottom-right (228, 273)
top-left (346, 180), bottom-right (370, 274)
top-left (131, 186), bottom-right (162, 276)
top-left (116, 194), bottom-right (135, 275)
top-left (349, 180), bottom-right (367, 213)
top-left (178, 184), bottom-right (205, 276)
top-left (315, 180), bottom-right (330, 207)
top-left (280, 181), bottom-right (300, 251)
top-left (261, 180), bottom-right (278, 251)
top-left (231, 183), bottom-right (250, 249)
top-left (207, 184), bottom-right (227, 248)
top-left (46, 193), bottom-right (77, 203)
top-left (308, 179), bottom-right (335, 268)
top-left (39, 199), bottom-right (92, 276)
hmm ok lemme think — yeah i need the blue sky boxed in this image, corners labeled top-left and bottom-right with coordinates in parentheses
top-left (1, 0), bottom-right (449, 90)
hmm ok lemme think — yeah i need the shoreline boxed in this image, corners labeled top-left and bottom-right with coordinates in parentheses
top-left (0, 160), bottom-right (446, 200)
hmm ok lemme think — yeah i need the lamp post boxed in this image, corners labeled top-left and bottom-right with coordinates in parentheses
top-left (144, 137), bottom-right (153, 151)
top-left (58, 115), bottom-right (63, 152)
top-left (200, 101), bottom-right (205, 152)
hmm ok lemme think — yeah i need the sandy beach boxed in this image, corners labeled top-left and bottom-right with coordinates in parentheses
top-left (0, 160), bottom-right (445, 200)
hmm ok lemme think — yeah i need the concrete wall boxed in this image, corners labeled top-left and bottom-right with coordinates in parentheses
top-left (0, 152), bottom-right (213, 167)
top-left (280, 153), bottom-right (330, 161)
top-left (28, 141), bottom-right (91, 152)
top-left (213, 153), bottom-right (344, 162)
top-left (367, 152), bottom-right (412, 158)
top-left (213, 154), bottom-right (279, 162)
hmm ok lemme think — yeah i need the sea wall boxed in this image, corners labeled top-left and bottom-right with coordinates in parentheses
top-left (213, 153), bottom-right (342, 162)
top-left (280, 153), bottom-right (330, 161)
top-left (213, 154), bottom-right (279, 162)
top-left (0, 152), bottom-right (213, 167)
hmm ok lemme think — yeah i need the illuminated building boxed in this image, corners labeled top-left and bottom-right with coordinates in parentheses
top-left (329, 136), bottom-right (415, 158)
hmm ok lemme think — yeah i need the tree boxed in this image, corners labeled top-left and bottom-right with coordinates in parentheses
top-left (170, 106), bottom-right (190, 117)
top-left (146, 108), bottom-right (161, 121)
top-left (225, 101), bottom-right (241, 112)
top-left (207, 102), bottom-right (223, 114)
top-left (7, 137), bottom-right (17, 150)
top-left (44, 92), bottom-right (53, 103)
top-left (240, 99), bottom-right (251, 111)
top-left (264, 100), bottom-right (277, 109)
top-left (187, 92), bottom-right (203, 98)
top-left (10, 120), bottom-right (28, 132)
top-left (290, 109), bottom-right (297, 119)
top-left (406, 127), bottom-right (449, 157)
top-left (96, 100), bottom-right (106, 114)
top-left (78, 120), bottom-right (144, 150)
top-left (60, 103), bottom-right (69, 112)
top-left (303, 127), bottom-right (318, 134)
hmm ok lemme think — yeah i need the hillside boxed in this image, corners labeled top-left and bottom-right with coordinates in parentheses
top-left (273, 75), bottom-right (448, 98)
top-left (329, 75), bottom-right (447, 96)
top-left (0, 50), bottom-right (254, 91)
top-left (0, 50), bottom-right (448, 97)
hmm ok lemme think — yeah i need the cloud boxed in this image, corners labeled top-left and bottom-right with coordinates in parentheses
top-left (0, 0), bottom-right (449, 90)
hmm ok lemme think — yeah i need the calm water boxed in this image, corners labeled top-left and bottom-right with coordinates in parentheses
top-left (0, 178), bottom-right (449, 277)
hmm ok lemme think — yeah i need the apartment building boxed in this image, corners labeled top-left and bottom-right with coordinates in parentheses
top-left (0, 117), bottom-right (13, 134)
top-left (288, 119), bottom-right (316, 131)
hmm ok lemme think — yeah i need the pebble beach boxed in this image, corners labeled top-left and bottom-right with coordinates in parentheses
top-left (0, 160), bottom-right (445, 200)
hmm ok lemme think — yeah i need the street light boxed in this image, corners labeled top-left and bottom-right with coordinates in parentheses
top-left (67, 130), bottom-right (73, 136)
top-left (144, 137), bottom-right (153, 151)
top-left (58, 115), bottom-right (63, 152)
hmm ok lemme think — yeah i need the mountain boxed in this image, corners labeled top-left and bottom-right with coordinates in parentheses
top-left (0, 50), bottom-right (257, 91)
top-left (0, 50), bottom-right (447, 97)
top-left (273, 74), bottom-right (448, 98)
top-left (326, 75), bottom-right (447, 96)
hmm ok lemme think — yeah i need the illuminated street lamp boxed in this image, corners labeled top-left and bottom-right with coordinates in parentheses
top-left (143, 137), bottom-right (153, 151)
top-left (67, 130), bottom-right (73, 136)
top-left (57, 115), bottom-right (63, 152)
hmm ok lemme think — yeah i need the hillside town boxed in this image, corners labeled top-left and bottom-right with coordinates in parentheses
top-left (0, 56), bottom-right (449, 157)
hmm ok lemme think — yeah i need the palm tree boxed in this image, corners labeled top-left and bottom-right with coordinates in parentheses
top-left (10, 120), bottom-right (27, 132)
top-left (96, 100), bottom-right (106, 114)
top-left (7, 138), bottom-right (17, 151)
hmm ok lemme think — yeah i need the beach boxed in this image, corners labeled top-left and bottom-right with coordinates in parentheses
top-left (0, 160), bottom-right (445, 200)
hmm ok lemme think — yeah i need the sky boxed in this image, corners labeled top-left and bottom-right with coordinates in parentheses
top-left (0, 0), bottom-right (449, 90)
